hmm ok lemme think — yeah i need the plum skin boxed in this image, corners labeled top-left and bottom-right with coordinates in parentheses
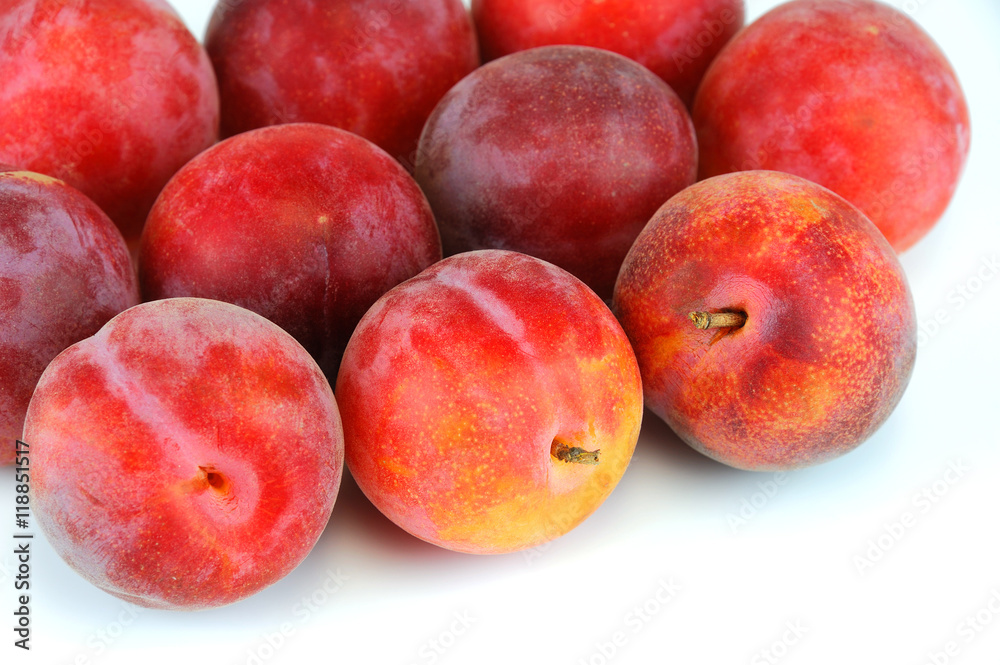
top-left (337, 250), bottom-right (643, 554)
top-left (613, 171), bottom-right (918, 471)
top-left (0, 0), bottom-right (220, 242)
top-left (1, 169), bottom-right (138, 466)
top-left (206, 0), bottom-right (479, 167)
top-left (472, 0), bottom-right (745, 107)
top-left (415, 45), bottom-right (698, 301)
top-left (139, 123), bottom-right (442, 378)
top-left (24, 298), bottom-right (344, 610)
top-left (692, 0), bottom-right (970, 251)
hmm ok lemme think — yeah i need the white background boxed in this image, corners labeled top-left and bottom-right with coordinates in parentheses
top-left (4, 1), bottom-right (1000, 664)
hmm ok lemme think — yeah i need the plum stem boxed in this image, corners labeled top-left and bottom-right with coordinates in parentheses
top-left (552, 441), bottom-right (600, 465)
top-left (689, 311), bottom-right (747, 330)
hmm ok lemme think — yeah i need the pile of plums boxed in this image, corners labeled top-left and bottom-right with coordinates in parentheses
top-left (0, 0), bottom-right (969, 610)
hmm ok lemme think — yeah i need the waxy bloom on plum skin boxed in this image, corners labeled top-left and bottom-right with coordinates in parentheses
top-left (0, 0), bottom-right (220, 243)
top-left (1, 169), bottom-right (138, 467)
top-left (472, 0), bottom-right (745, 107)
top-left (206, 0), bottom-right (478, 166)
top-left (415, 45), bottom-right (698, 301)
top-left (24, 298), bottom-right (344, 610)
top-left (138, 123), bottom-right (442, 379)
top-left (614, 171), bottom-right (917, 471)
top-left (337, 250), bottom-right (643, 554)
top-left (692, 0), bottom-right (970, 251)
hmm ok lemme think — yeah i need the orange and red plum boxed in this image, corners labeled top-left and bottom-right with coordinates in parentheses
top-left (692, 0), bottom-right (970, 251)
top-left (0, 0), bottom-right (219, 243)
top-left (206, 0), bottom-right (479, 167)
top-left (139, 123), bottom-right (441, 378)
top-left (1, 169), bottom-right (138, 466)
top-left (472, 0), bottom-right (744, 106)
top-left (336, 250), bottom-right (643, 554)
top-left (613, 171), bottom-right (917, 471)
top-left (415, 46), bottom-right (697, 300)
top-left (24, 298), bottom-right (343, 610)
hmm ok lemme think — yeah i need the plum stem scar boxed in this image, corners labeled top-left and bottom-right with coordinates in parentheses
top-left (688, 311), bottom-right (747, 330)
top-left (552, 441), bottom-right (600, 465)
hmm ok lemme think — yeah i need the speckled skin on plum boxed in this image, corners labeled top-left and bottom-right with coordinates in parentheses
top-left (692, 0), bottom-right (970, 252)
top-left (206, 0), bottom-right (478, 165)
top-left (1, 170), bottom-right (138, 466)
top-left (336, 250), bottom-right (643, 554)
top-left (0, 0), bottom-right (219, 242)
top-left (138, 123), bottom-right (441, 378)
top-left (24, 298), bottom-right (343, 610)
top-left (613, 171), bottom-right (917, 471)
top-left (415, 46), bottom-right (697, 301)
top-left (472, 0), bottom-right (744, 107)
